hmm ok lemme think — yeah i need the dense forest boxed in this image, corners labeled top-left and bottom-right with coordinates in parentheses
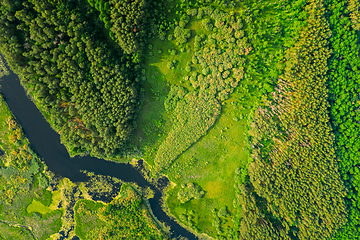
top-left (0, 0), bottom-right (148, 158)
top-left (1, 0), bottom-right (360, 239)
top-left (240, 0), bottom-right (347, 238)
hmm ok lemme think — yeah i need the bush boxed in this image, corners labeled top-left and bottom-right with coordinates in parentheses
top-left (164, 85), bottom-right (187, 112)
top-left (194, 41), bottom-right (201, 49)
top-left (187, 9), bottom-right (197, 16)
top-left (222, 70), bottom-right (230, 79)
top-left (167, 34), bottom-right (174, 41)
top-left (202, 18), bottom-right (214, 31)
top-left (177, 182), bottom-right (205, 203)
top-left (217, 206), bottom-right (228, 218)
top-left (192, 55), bottom-right (198, 64)
top-left (202, 67), bottom-right (210, 75)
top-left (174, 26), bottom-right (191, 44)
top-left (167, 60), bottom-right (177, 70)
top-left (170, 49), bottom-right (177, 55)
top-left (197, 8), bottom-right (204, 19)
top-left (179, 19), bottom-right (189, 28)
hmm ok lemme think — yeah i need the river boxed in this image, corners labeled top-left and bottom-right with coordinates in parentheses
top-left (0, 64), bottom-right (197, 240)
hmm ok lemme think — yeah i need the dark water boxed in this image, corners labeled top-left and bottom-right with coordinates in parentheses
top-left (0, 69), bottom-right (196, 239)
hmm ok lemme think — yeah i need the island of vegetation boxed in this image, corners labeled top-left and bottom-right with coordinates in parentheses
top-left (1, 0), bottom-right (360, 239)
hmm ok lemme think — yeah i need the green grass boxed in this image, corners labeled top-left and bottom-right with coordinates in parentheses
top-left (164, 89), bottom-right (251, 236)
top-left (130, 39), bottom-right (175, 166)
top-left (130, 3), bottom-right (201, 163)
top-left (131, 3), bottom-right (254, 237)
top-left (27, 199), bottom-right (52, 215)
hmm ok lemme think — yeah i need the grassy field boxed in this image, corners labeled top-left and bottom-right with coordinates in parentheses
top-left (164, 91), bottom-right (251, 236)
top-left (27, 189), bottom-right (61, 215)
top-left (130, 2), bottom-right (255, 237)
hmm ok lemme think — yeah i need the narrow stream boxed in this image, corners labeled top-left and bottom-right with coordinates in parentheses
top-left (0, 66), bottom-right (196, 239)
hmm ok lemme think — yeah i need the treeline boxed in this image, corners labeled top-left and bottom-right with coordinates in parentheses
top-left (326, 0), bottom-right (360, 238)
top-left (0, 54), bottom-right (9, 78)
top-left (238, 0), bottom-right (347, 239)
top-left (0, 0), bottom-right (146, 157)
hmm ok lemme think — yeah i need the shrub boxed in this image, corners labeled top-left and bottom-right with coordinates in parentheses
top-left (194, 41), bottom-right (201, 49)
top-left (222, 70), bottom-right (230, 79)
top-left (197, 8), bottom-right (204, 19)
top-left (195, 35), bottom-right (203, 42)
top-left (164, 85), bottom-right (187, 112)
top-left (167, 60), bottom-right (177, 69)
top-left (159, 33), bottom-right (166, 40)
top-left (187, 8), bottom-right (197, 16)
top-left (170, 49), bottom-right (177, 55)
top-left (202, 67), bottom-right (210, 75)
top-left (177, 182), bottom-right (205, 203)
top-left (179, 19), bottom-right (189, 28)
top-left (192, 55), bottom-right (198, 64)
top-left (167, 34), bottom-right (174, 41)
top-left (217, 206), bottom-right (229, 218)
top-left (202, 18), bottom-right (214, 31)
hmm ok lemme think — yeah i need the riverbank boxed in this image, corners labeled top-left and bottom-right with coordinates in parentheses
top-left (0, 58), bottom-right (197, 239)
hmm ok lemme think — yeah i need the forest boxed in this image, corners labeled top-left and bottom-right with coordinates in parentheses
top-left (0, 0), bottom-right (145, 158)
top-left (0, 0), bottom-right (360, 239)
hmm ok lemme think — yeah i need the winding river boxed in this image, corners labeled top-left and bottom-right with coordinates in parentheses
top-left (0, 63), bottom-right (196, 239)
